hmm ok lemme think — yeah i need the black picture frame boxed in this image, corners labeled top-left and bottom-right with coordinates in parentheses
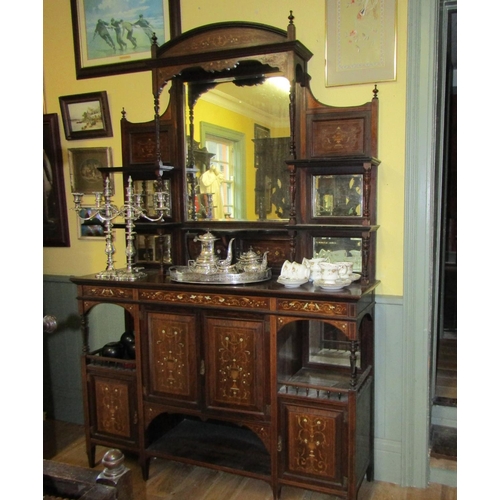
top-left (59, 91), bottom-right (113, 141)
top-left (43, 114), bottom-right (71, 247)
top-left (70, 0), bottom-right (182, 80)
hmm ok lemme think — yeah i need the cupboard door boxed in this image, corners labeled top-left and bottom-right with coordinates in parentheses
top-left (280, 402), bottom-right (345, 487)
top-left (205, 315), bottom-right (267, 417)
top-left (145, 311), bottom-right (200, 407)
top-left (88, 373), bottom-right (137, 444)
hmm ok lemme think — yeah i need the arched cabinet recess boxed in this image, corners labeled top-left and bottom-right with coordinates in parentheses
top-left (72, 13), bottom-right (380, 500)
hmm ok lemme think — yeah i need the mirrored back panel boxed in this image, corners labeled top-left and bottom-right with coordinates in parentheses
top-left (185, 77), bottom-right (291, 222)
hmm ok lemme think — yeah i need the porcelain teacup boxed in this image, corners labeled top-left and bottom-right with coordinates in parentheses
top-left (290, 262), bottom-right (310, 280)
top-left (302, 257), bottom-right (326, 281)
top-left (319, 262), bottom-right (341, 283)
top-left (336, 261), bottom-right (354, 279)
top-left (281, 260), bottom-right (293, 277)
top-left (281, 260), bottom-right (310, 280)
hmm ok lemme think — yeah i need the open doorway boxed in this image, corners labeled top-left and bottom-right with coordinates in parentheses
top-left (430, 0), bottom-right (457, 466)
top-left (434, 0), bottom-right (457, 409)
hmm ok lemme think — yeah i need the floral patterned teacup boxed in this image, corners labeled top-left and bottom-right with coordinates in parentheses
top-left (319, 262), bottom-right (341, 283)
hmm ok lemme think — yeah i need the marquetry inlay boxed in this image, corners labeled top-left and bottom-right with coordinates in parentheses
top-left (95, 379), bottom-right (130, 438)
top-left (288, 410), bottom-right (336, 478)
top-left (216, 330), bottom-right (254, 404)
top-left (311, 119), bottom-right (364, 156)
top-left (144, 404), bottom-right (166, 428)
top-left (150, 318), bottom-right (190, 396)
top-left (277, 299), bottom-right (348, 317)
top-left (140, 290), bottom-right (269, 310)
top-left (82, 286), bottom-right (133, 299)
top-left (182, 31), bottom-right (278, 54)
top-left (245, 423), bottom-right (271, 453)
top-left (132, 135), bottom-right (155, 160)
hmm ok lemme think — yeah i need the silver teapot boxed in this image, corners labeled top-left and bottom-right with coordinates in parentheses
top-left (235, 247), bottom-right (268, 273)
top-left (188, 231), bottom-right (220, 274)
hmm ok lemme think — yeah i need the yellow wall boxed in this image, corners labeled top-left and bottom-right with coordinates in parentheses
top-left (43, 0), bottom-right (407, 296)
top-left (193, 97), bottom-right (287, 220)
top-left (193, 98), bottom-right (257, 220)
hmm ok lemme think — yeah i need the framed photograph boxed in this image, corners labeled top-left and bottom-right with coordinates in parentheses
top-left (68, 147), bottom-right (114, 195)
top-left (70, 0), bottom-right (182, 79)
top-left (77, 207), bottom-right (106, 239)
top-left (325, 0), bottom-right (397, 87)
top-left (43, 114), bottom-right (70, 247)
top-left (59, 91), bottom-right (113, 140)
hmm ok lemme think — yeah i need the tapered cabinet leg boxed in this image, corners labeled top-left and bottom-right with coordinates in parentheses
top-left (87, 443), bottom-right (96, 468)
top-left (272, 484), bottom-right (282, 499)
top-left (141, 457), bottom-right (151, 481)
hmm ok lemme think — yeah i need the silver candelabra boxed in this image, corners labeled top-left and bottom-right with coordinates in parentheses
top-left (72, 176), bottom-right (170, 281)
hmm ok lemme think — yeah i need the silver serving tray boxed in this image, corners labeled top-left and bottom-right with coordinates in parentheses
top-left (169, 266), bottom-right (272, 284)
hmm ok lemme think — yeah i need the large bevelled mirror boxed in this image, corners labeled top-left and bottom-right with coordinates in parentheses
top-left (185, 76), bottom-right (291, 222)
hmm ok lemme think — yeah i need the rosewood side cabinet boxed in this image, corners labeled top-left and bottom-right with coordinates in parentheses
top-left (71, 16), bottom-right (380, 500)
top-left (72, 277), bottom-right (377, 500)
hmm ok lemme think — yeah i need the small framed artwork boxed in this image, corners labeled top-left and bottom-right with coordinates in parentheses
top-left (254, 124), bottom-right (270, 139)
top-left (43, 113), bottom-right (70, 247)
top-left (69, 147), bottom-right (114, 195)
top-left (76, 207), bottom-right (106, 239)
top-left (70, 0), bottom-right (182, 79)
top-left (59, 91), bottom-right (113, 140)
top-left (325, 0), bottom-right (397, 87)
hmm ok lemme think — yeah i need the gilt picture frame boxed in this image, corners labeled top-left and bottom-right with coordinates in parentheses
top-left (325, 0), bottom-right (397, 87)
top-left (68, 147), bottom-right (114, 195)
top-left (70, 0), bottom-right (182, 79)
top-left (59, 91), bottom-right (113, 140)
top-left (43, 114), bottom-right (71, 247)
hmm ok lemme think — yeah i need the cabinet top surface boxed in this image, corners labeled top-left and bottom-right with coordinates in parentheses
top-left (71, 272), bottom-right (379, 301)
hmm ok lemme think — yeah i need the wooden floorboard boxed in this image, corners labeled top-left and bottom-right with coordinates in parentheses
top-left (44, 419), bottom-right (457, 500)
top-left (430, 426), bottom-right (457, 461)
top-left (434, 339), bottom-right (457, 404)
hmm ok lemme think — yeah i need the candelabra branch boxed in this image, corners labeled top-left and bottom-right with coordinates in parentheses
top-left (72, 175), bottom-right (170, 281)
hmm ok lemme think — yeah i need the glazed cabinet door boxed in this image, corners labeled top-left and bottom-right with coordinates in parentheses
top-left (279, 401), bottom-right (347, 489)
top-left (204, 314), bottom-right (269, 418)
top-left (87, 371), bottom-right (138, 446)
top-left (143, 310), bottom-right (201, 409)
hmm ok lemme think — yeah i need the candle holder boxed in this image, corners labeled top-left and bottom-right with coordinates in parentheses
top-left (73, 177), bottom-right (120, 279)
top-left (116, 177), bottom-right (169, 281)
top-left (73, 176), bottom-right (170, 281)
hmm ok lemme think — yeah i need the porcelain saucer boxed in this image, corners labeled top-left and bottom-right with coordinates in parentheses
top-left (349, 273), bottom-right (361, 281)
top-left (277, 276), bottom-right (309, 288)
top-left (313, 278), bottom-right (351, 291)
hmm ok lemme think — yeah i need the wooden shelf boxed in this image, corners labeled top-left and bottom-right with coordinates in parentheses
top-left (146, 417), bottom-right (271, 478)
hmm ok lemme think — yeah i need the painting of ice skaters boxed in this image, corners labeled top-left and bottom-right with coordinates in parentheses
top-left (80, 0), bottom-right (167, 64)
top-left (67, 100), bottom-right (104, 132)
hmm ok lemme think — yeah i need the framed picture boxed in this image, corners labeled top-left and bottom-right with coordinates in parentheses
top-left (254, 124), bottom-right (270, 140)
top-left (70, 0), bottom-right (182, 79)
top-left (325, 0), bottom-right (397, 87)
top-left (59, 91), bottom-right (113, 140)
top-left (76, 207), bottom-right (106, 239)
top-left (69, 147), bottom-right (114, 195)
top-left (43, 114), bottom-right (70, 247)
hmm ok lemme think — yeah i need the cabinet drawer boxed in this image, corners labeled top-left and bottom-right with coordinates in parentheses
top-left (277, 298), bottom-right (355, 319)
